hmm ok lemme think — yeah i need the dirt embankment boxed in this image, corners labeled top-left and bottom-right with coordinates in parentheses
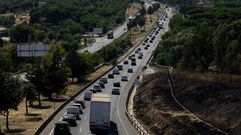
top-left (134, 72), bottom-right (241, 135)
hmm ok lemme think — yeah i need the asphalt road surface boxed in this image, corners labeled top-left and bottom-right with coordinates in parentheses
top-left (79, 0), bottom-right (152, 54)
top-left (40, 7), bottom-right (172, 135)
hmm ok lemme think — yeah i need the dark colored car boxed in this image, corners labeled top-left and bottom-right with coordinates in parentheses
top-left (71, 104), bottom-right (83, 114)
top-left (131, 61), bottom-right (136, 66)
top-left (128, 55), bottom-right (132, 60)
top-left (113, 68), bottom-right (120, 75)
top-left (113, 82), bottom-right (121, 87)
top-left (100, 77), bottom-right (108, 84)
top-left (117, 65), bottom-right (123, 70)
top-left (108, 73), bottom-right (114, 79)
top-left (112, 88), bottom-right (120, 95)
top-left (121, 76), bottom-right (128, 81)
top-left (74, 100), bottom-right (85, 109)
top-left (89, 89), bottom-right (97, 93)
top-left (98, 82), bottom-right (105, 88)
top-left (138, 55), bottom-right (143, 59)
top-left (131, 58), bottom-right (136, 62)
top-left (124, 60), bottom-right (129, 64)
top-left (144, 46), bottom-right (148, 50)
top-left (150, 40), bottom-right (153, 43)
top-left (62, 114), bottom-right (77, 127)
top-left (54, 121), bottom-right (72, 135)
top-left (146, 44), bottom-right (150, 47)
top-left (127, 68), bottom-right (133, 73)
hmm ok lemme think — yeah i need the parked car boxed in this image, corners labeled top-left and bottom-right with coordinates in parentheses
top-left (112, 88), bottom-right (120, 95)
top-left (74, 100), bottom-right (85, 109)
top-left (93, 84), bottom-right (102, 92)
top-left (100, 77), bottom-right (108, 84)
top-left (127, 68), bottom-right (133, 73)
top-left (84, 91), bottom-right (92, 101)
top-left (131, 58), bottom-right (136, 62)
top-left (113, 68), bottom-right (120, 75)
top-left (138, 55), bottom-right (143, 59)
top-left (146, 44), bottom-right (150, 47)
top-left (54, 121), bottom-right (72, 135)
top-left (71, 104), bottom-right (83, 114)
top-left (66, 106), bottom-right (80, 120)
top-left (108, 73), bottom-right (114, 79)
top-left (113, 82), bottom-right (121, 87)
top-left (144, 46), bottom-right (148, 50)
top-left (123, 60), bottom-right (129, 64)
top-left (62, 114), bottom-right (77, 127)
top-left (121, 76), bottom-right (128, 81)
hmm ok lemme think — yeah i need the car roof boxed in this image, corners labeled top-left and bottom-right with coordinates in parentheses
top-left (63, 114), bottom-right (75, 118)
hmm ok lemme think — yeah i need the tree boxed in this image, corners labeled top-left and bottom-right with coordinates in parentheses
top-left (41, 45), bottom-right (70, 98)
top-left (127, 21), bottom-right (134, 35)
top-left (10, 22), bottom-right (32, 43)
top-left (23, 83), bottom-right (37, 115)
top-left (65, 51), bottom-right (87, 81)
top-left (147, 6), bottom-right (154, 23)
top-left (140, 7), bottom-right (146, 16)
top-left (138, 17), bottom-right (146, 31)
top-left (26, 61), bottom-right (45, 107)
top-left (0, 71), bottom-right (23, 129)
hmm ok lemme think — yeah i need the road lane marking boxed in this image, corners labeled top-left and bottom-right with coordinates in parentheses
top-left (49, 129), bottom-right (54, 135)
top-left (79, 127), bottom-right (83, 133)
top-left (84, 116), bottom-right (87, 120)
top-left (117, 91), bottom-right (130, 135)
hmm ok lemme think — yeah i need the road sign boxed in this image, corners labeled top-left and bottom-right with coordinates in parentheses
top-left (134, 95), bottom-right (140, 102)
top-left (51, 92), bottom-right (57, 99)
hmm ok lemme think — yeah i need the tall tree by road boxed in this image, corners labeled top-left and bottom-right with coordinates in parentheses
top-left (138, 17), bottom-right (146, 31)
top-left (0, 71), bottom-right (23, 129)
top-left (26, 61), bottom-right (45, 107)
top-left (147, 6), bottom-right (154, 23)
top-left (127, 21), bottom-right (134, 35)
top-left (41, 45), bottom-right (70, 98)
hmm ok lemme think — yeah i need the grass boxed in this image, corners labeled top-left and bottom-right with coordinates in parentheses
top-left (0, 65), bottom-right (112, 135)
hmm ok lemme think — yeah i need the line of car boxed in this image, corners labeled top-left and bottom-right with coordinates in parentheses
top-left (53, 7), bottom-right (168, 135)
top-left (54, 100), bottom-right (86, 135)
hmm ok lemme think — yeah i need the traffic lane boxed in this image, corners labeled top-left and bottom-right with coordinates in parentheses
top-left (69, 64), bottom-right (135, 135)
top-left (114, 11), bottom-right (171, 135)
top-left (80, 22), bottom-right (127, 53)
top-left (45, 8), bottom-right (169, 135)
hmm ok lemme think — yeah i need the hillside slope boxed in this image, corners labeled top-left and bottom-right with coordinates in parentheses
top-left (134, 72), bottom-right (241, 135)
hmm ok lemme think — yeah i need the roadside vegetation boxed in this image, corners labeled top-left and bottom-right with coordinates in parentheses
top-left (154, 4), bottom-right (241, 74)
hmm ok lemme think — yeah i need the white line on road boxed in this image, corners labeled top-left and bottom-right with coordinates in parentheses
top-left (117, 93), bottom-right (129, 135)
top-left (79, 127), bottom-right (83, 133)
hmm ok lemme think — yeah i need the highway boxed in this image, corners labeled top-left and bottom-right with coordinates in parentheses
top-left (40, 6), bottom-right (172, 135)
top-left (80, 22), bottom-right (128, 53)
top-left (79, 1), bottom-right (152, 53)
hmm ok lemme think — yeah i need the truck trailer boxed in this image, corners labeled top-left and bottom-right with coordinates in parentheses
top-left (89, 94), bottom-right (111, 132)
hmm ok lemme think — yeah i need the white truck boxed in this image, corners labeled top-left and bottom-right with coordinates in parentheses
top-left (89, 94), bottom-right (111, 131)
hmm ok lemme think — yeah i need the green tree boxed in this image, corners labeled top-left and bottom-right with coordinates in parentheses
top-left (65, 51), bottom-right (88, 81)
top-left (41, 45), bottom-right (70, 98)
top-left (0, 71), bottom-right (23, 129)
top-left (23, 83), bottom-right (37, 115)
top-left (26, 62), bottom-right (45, 107)
top-left (138, 17), bottom-right (146, 31)
top-left (147, 6), bottom-right (154, 23)
top-left (10, 22), bottom-right (32, 43)
top-left (127, 21), bottom-right (134, 35)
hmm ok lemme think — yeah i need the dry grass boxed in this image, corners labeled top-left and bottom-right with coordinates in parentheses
top-left (128, 3), bottom-right (142, 17)
top-left (0, 65), bottom-right (113, 135)
top-left (174, 71), bottom-right (241, 84)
